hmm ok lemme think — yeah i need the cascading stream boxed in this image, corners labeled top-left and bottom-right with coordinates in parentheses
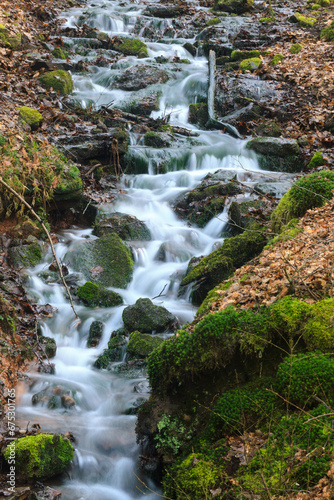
top-left (16, 1), bottom-right (265, 498)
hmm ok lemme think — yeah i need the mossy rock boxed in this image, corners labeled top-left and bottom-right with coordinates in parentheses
top-left (39, 70), bottom-right (73, 95)
top-left (87, 320), bottom-right (104, 347)
top-left (77, 281), bottom-right (123, 307)
top-left (66, 233), bottom-right (133, 288)
top-left (18, 107), bottom-right (43, 130)
top-left (271, 54), bottom-right (284, 65)
top-left (188, 103), bottom-right (209, 128)
top-left (320, 20), bottom-right (334, 41)
top-left (227, 199), bottom-right (267, 234)
top-left (247, 137), bottom-right (303, 173)
top-left (94, 212), bottom-right (151, 241)
top-left (290, 43), bottom-right (303, 54)
top-left (39, 336), bottom-right (57, 358)
top-left (122, 298), bottom-right (177, 333)
top-left (53, 164), bottom-right (82, 201)
top-left (289, 12), bottom-right (317, 27)
top-left (4, 434), bottom-right (74, 481)
top-left (127, 331), bottom-right (163, 359)
top-left (307, 151), bottom-right (326, 169)
top-left (239, 57), bottom-right (262, 73)
top-left (179, 224), bottom-right (267, 305)
top-left (271, 170), bottom-right (334, 232)
top-left (255, 120), bottom-right (281, 137)
top-left (213, 0), bottom-right (254, 13)
top-left (0, 32), bottom-right (21, 50)
top-left (94, 332), bottom-right (127, 368)
top-left (231, 50), bottom-right (268, 61)
top-left (144, 132), bottom-right (171, 148)
top-left (52, 46), bottom-right (67, 59)
top-left (111, 37), bottom-right (148, 57)
top-left (7, 243), bottom-right (42, 268)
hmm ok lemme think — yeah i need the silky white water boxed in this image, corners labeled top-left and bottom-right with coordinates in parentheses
top-left (16, 1), bottom-right (270, 498)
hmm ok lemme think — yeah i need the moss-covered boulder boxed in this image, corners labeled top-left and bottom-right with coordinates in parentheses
top-left (66, 233), bottom-right (133, 288)
top-left (7, 243), bottom-right (42, 268)
top-left (240, 57), bottom-right (262, 72)
top-left (94, 331), bottom-right (127, 368)
top-left (87, 320), bottom-right (104, 347)
top-left (289, 12), bottom-right (317, 27)
top-left (214, 0), bottom-right (254, 13)
top-left (246, 137), bottom-right (303, 173)
top-left (179, 225), bottom-right (267, 305)
top-left (144, 132), bottom-right (172, 149)
top-left (4, 434), bottom-right (74, 481)
top-left (94, 212), bottom-right (151, 241)
top-left (39, 70), bottom-right (73, 95)
top-left (77, 281), bottom-right (123, 308)
top-left (307, 151), bottom-right (326, 169)
top-left (227, 199), bottom-right (267, 235)
top-left (52, 46), bottom-right (67, 59)
top-left (271, 170), bottom-right (334, 232)
top-left (18, 106), bottom-right (43, 130)
top-left (254, 119), bottom-right (281, 137)
top-left (53, 164), bottom-right (83, 202)
top-left (231, 50), bottom-right (268, 61)
top-left (111, 37), bottom-right (148, 57)
top-left (127, 331), bottom-right (164, 359)
top-left (188, 103), bottom-right (209, 128)
top-left (122, 298), bottom-right (177, 333)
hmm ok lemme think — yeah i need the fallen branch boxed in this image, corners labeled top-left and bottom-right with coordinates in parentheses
top-left (0, 177), bottom-right (79, 319)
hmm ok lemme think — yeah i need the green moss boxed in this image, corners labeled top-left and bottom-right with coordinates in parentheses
top-left (293, 12), bottom-right (317, 27)
top-left (53, 164), bottom-right (82, 200)
top-left (260, 17), bottom-right (274, 22)
top-left (4, 434), bottom-right (74, 481)
top-left (52, 46), bottom-right (67, 59)
top-left (144, 131), bottom-right (170, 148)
top-left (39, 70), bottom-right (73, 95)
top-left (290, 43), bottom-right (303, 54)
top-left (127, 331), bottom-right (163, 359)
top-left (206, 17), bottom-right (220, 25)
top-left (276, 352), bottom-right (334, 407)
top-left (188, 103), bottom-right (208, 127)
top-left (239, 57), bottom-right (262, 72)
top-left (77, 281), bottom-right (123, 307)
top-left (196, 281), bottom-right (232, 317)
top-left (8, 243), bottom-right (42, 268)
top-left (320, 20), bottom-right (334, 41)
top-left (163, 453), bottom-right (219, 500)
top-left (111, 37), bottom-right (148, 57)
top-left (319, 0), bottom-right (330, 5)
top-left (214, 0), bottom-right (254, 14)
top-left (271, 54), bottom-right (284, 65)
top-left (122, 298), bottom-right (175, 333)
top-left (271, 170), bottom-right (334, 232)
top-left (312, 4), bottom-right (321, 9)
top-left (303, 299), bottom-right (334, 351)
top-left (231, 49), bottom-right (268, 61)
top-left (265, 219), bottom-right (302, 248)
top-left (307, 151), bottom-right (326, 169)
top-left (18, 106), bottom-right (43, 130)
top-left (94, 333), bottom-right (127, 368)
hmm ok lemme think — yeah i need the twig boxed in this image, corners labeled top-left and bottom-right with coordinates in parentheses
top-left (152, 284), bottom-right (168, 300)
top-left (0, 177), bottom-right (79, 319)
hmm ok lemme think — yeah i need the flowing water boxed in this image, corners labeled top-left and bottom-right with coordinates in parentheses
top-left (16, 1), bottom-right (275, 498)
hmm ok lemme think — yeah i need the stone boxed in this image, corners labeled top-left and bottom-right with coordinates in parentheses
top-left (214, 0), bottom-right (254, 14)
top-left (115, 65), bottom-right (169, 91)
top-left (122, 298), bottom-right (177, 333)
top-left (39, 70), bottom-right (73, 95)
top-left (94, 331), bottom-right (127, 368)
top-left (66, 233), bottom-right (133, 288)
top-left (247, 137), bottom-right (303, 173)
top-left (39, 336), bottom-right (57, 358)
top-left (18, 106), bottom-right (43, 130)
top-left (127, 331), bottom-right (164, 359)
top-left (87, 320), bottom-right (104, 347)
top-left (111, 36), bottom-right (148, 57)
top-left (7, 243), bottom-right (42, 268)
top-left (94, 212), bottom-right (151, 241)
top-left (143, 5), bottom-right (185, 17)
top-left (77, 281), bottom-right (123, 307)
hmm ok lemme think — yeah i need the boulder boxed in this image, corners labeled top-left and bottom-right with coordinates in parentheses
top-left (214, 0), bottom-right (254, 14)
top-left (87, 320), bottom-right (104, 347)
top-left (94, 331), bottom-right (127, 368)
top-left (4, 434), bottom-right (74, 481)
top-left (39, 70), bottom-right (73, 95)
top-left (94, 212), bottom-right (151, 241)
top-left (115, 64), bottom-right (169, 91)
top-left (18, 106), bottom-right (43, 130)
top-left (110, 36), bottom-right (148, 57)
top-left (32, 386), bottom-right (75, 410)
top-left (246, 137), bottom-right (304, 173)
top-left (227, 199), bottom-right (268, 235)
top-left (127, 331), bottom-right (164, 359)
top-left (66, 233), bottom-right (133, 288)
top-left (77, 281), bottom-right (123, 307)
top-left (7, 243), bottom-right (42, 268)
top-left (122, 298), bottom-right (177, 333)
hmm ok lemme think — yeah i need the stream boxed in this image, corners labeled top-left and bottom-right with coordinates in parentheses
top-left (16, 1), bottom-right (273, 498)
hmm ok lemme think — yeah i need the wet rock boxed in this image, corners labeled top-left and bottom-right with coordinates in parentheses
top-left (113, 358), bottom-right (147, 377)
top-left (188, 103), bottom-right (209, 127)
top-left (87, 320), bottom-right (104, 347)
top-left (38, 362), bottom-right (56, 375)
top-left (53, 164), bottom-right (83, 202)
top-left (66, 233), bottom-right (133, 288)
top-left (254, 180), bottom-right (294, 198)
top-left (144, 131), bottom-right (172, 148)
top-left (246, 137), bottom-right (304, 173)
top-left (77, 281), bottom-right (123, 308)
top-left (227, 198), bottom-right (268, 235)
top-left (183, 42), bottom-right (197, 56)
top-left (254, 119), bottom-right (282, 137)
top-left (7, 243), bottom-right (43, 268)
top-left (94, 212), bottom-right (151, 241)
top-left (115, 64), bottom-right (170, 91)
top-left (56, 131), bottom-right (118, 162)
top-left (110, 36), bottom-right (148, 57)
top-left (220, 103), bottom-right (260, 132)
top-left (32, 386), bottom-right (75, 410)
top-left (127, 331), bottom-right (164, 359)
top-left (134, 380), bottom-right (150, 393)
top-left (3, 434), bottom-right (74, 481)
top-left (122, 298), bottom-right (177, 333)
top-left (39, 336), bottom-right (57, 358)
top-left (34, 485), bottom-right (62, 500)
top-left (94, 331), bottom-right (127, 368)
top-left (143, 4), bottom-right (185, 18)
top-left (214, 0), bottom-right (254, 13)
top-left (124, 396), bottom-right (146, 415)
top-left (61, 395), bottom-right (76, 409)
top-left (122, 93), bottom-right (160, 116)
top-left (174, 180), bottom-right (242, 228)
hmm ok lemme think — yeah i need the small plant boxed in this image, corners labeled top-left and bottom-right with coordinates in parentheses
top-left (155, 414), bottom-right (195, 457)
top-left (320, 20), bottom-right (334, 41)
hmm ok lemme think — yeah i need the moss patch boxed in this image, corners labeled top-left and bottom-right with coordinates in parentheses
top-left (4, 434), bottom-right (74, 481)
top-left (18, 107), bottom-right (43, 130)
top-left (39, 70), bottom-right (73, 95)
top-left (127, 331), bottom-right (164, 359)
top-left (77, 281), bottom-right (123, 307)
top-left (320, 20), bottom-right (334, 41)
top-left (240, 57), bottom-right (262, 72)
top-left (111, 37), bottom-right (148, 57)
top-left (290, 43), bottom-right (303, 54)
